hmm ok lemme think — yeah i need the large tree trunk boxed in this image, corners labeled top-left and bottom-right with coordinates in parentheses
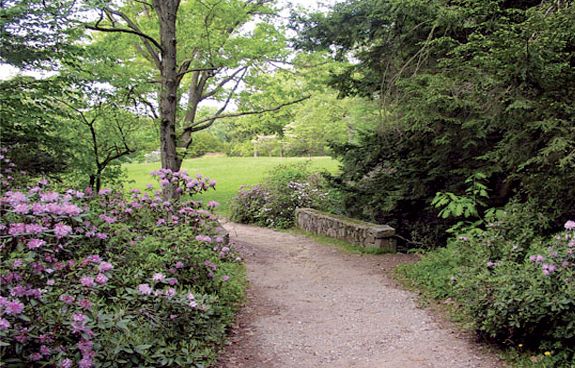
top-left (154, 0), bottom-right (181, 173)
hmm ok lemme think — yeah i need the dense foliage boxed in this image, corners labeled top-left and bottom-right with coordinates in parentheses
top-left (295, 0), bottom-right (575, 244)
top-left (230, 163), bottom-right (338, 229)
top-left (399, 204), bottom-right (575, 366)
top-left (0, 77), bottom-right (75, 176)
top-left (0, 152), bottom-right (244, 367)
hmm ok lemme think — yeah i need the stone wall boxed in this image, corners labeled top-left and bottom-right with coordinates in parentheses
top-left (295, 208), bottom-right (396, 252)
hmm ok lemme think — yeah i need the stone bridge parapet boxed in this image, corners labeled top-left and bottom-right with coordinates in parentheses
top-left (295, 208), bottom-right (396, 252)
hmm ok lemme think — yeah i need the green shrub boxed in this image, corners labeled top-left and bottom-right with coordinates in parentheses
top-left (230, 162), bottom-right (338, 228)
top-left (187, 131), bottom-right (225, 158)
top-left (399, 203), bottom-right (575, 365)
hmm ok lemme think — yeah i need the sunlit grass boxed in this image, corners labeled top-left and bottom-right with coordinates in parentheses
top-left (123, 156), bottom-right (339, 216)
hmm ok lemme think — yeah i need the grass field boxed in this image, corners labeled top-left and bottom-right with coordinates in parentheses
top-left (124, 156), bottom-right (339, 216)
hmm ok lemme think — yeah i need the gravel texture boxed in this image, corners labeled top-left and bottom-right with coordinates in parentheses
top-left (215, 223), bottom-right (505, 368)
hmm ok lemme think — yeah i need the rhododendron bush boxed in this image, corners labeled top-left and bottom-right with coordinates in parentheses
top-left (399, 202), bottom-right (575, 365)
top-left (0, 153), bottom-right (244, 367)
top-left (230, 162), bottom-right (337, 229)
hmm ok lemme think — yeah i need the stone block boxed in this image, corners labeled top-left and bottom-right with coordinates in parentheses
top-left (295, 208), bottom-right (396, 252)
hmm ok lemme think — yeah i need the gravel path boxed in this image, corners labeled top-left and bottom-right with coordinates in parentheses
top-left (215, 223), bottom-right (504, 368)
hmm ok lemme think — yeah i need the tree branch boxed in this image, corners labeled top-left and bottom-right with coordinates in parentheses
top-left (133, 0), bottom-right (154, 9)
top-left (175, 66), bottom-right (219, 78)
top-left (191, 95), bottom-right (311, 133)
top-left (202, 66), bottom-right (248, 100)
top-left (85, 24), bottom-right (161, 53)
top-left (86, 8), bottom-right (162, 68)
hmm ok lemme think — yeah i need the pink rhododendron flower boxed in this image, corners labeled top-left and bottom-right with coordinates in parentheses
top-left (54, 223), bottom-right (72, 238)
top-left (80, 276), bottom-right (95, 288)
top-left (167, 278), bottom-right (178, 286)
top-left (38, 334), bottom-right (51, 344)
top-left (542, 263), bottom-right (557, 276)
top-left (14, 328), bottom-right (29, 343)
top-left (78, 339), bottom-right (93, 354)
top-left (78, 299), bottom-right (92, 310)
top-left (565, 220), bottom-right (575, 230)
top-left (31, 203), bottom-right (46, 215)
top-left (530, 255), bottom-right (545, 263)
top-left (95, 273), bottom-right (108, 285)
top-left (26, 288), bottom-right (42, 299)
top-left (27, 238), bottom-right (46, 249)
top-left (0, 318), bottom-right (10, 330)
top-left (59, 359), bottom-right (73, 368)
top-left (8, 223), bottom-right (26, 236)
top-left (25, 223), bottom-right (45, 234)
top-left (204, 260), bottom-right (217, 271)
top-left (29, 186), bottom-right (41, 194)
top-left (99, 214), bottom-right (116, 224)
top-left (61, 203), bottom-right (82, 216)
top-left (152, 273), bottom-right (165, 282)
top-left (165, 288), bottom-right (176, 298)
top-left (10, 285), bottom-right (26, 297)
top-left (195, 235), bottom-right (212, 243)
top-left (175, 261), bottom-right (184, 269)
top-left (40, 192), bottom-right (59, 202)
top-left (187, 293), bottom-right (197, 308)
top-left (138, 283), bottom-right (153, 295)
top-left (13, 203), bottom-right (29, 214)
top-left (4, 191), bottom-right (28, 205)
top-left (98, 261), bottom-right (113, 272)
top-left (98, 188), bottom-right (111, 196)
top-left (40, 345), bottom-right (51, 356)
top-left (30, 352), bottom-right (42, 361)
top-left (5, 300), bottom-right (24, 315)
top-left (95, 232), bottom-right (108, 239)
top-left (72, 313), bottom-right (86, 323)
top-left (85, 255), bottom-right (101, 263)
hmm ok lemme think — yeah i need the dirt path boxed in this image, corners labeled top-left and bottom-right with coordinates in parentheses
top-left (215, 223), bottom-right (504, 368)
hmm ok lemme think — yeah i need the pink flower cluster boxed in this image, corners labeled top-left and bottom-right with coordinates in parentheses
top-left (529, 220), bottom-right (575, 276)
top-left (138, 271), bottom-right (181, 300)
top-left (151, 168), bottom-right (216, 196)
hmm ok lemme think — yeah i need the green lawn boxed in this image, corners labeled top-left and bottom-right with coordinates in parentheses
top-left (123, 156), bottom-right (339, 216)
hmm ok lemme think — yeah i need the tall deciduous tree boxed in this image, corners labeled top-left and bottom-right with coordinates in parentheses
top-left (85, 0), bottom-right (307, 190)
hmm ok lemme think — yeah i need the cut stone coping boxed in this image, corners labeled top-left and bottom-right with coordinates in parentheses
top-left (295, 208), bottom-right (396, 252)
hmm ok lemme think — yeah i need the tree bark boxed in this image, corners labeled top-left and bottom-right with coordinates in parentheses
top-left (154, 0), bottom-right (181, 173)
